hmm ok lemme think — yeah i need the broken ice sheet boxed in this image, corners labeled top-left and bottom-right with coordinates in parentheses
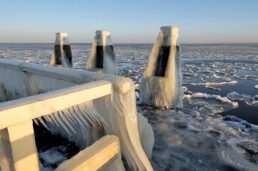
top-left (183, 92), bottom-right (238, 115)
top-left (227, 91), bottom-right (258, 106)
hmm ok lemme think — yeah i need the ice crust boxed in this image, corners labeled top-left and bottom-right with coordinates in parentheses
top-left (140, 107), bottom-right (258, 171)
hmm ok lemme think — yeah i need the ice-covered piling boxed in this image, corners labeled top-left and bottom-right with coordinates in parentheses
top-left (140, 26), bottom-right (183, 109)
top-left (50, 32), bottom-right (73, 68)
top-left (87, 30), bottom-right (117, 75)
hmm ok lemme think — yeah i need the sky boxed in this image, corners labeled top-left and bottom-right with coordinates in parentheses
top-left (0, 0), bottom-right (258, 43)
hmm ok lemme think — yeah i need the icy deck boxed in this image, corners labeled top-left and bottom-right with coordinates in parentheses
top-left (138, 106), bottom-right (258, 170)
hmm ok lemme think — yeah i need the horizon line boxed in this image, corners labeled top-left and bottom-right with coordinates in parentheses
top-left (0, 42), bottom-right (258, 44)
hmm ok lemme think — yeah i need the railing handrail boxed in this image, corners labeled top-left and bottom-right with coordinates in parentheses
top-left (0, 80), bottom-right (112, 130)
top-left (0, 59), bottom-right (131, 94)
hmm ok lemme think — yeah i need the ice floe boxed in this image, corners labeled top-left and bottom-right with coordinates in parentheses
top-left (185, 80), bottom-right (238, 86)
top-left (227, 91), bottom-right (258, 106)
top-left (184, 92), bottom-right (238, 107)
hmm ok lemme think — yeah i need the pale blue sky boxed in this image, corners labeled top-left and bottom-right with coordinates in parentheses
top-left (0, 0), bottom-right (257, 43)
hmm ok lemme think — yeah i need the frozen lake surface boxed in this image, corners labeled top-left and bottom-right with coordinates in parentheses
top-left (1, 43), bottom-right (258, 170)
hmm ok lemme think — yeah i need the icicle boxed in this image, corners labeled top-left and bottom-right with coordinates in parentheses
top-left (36, 100), bottom-right (106, 148)
top-left (33, 118), bottom-right (39, 126)
top-left (59, 111), bottom-right (77, 134)
top-left (37, 117), bottom-right (50, 130)
top-left (52, 111), bottom-right (71, 135)
top-left (77, 104), bottom-right (96, 126)
top-left (72, 105), bottom-right (91, 128)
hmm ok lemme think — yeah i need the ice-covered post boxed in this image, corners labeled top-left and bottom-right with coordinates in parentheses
top-left (140, 26), bottom-right (183, 109)
top-left (50, 32), bottom-right (72, 68)
top-left (87, 30), bottom-right (117, 75)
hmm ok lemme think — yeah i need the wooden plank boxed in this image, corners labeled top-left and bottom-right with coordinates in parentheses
top-left (0, 128), bottom-right (14, 171)
top-left (7, 120), bottom-right (40, 171)
top-left (0, 81), bottom-right (111, 129)
top-left (56, 135), bottom-right (120, 171)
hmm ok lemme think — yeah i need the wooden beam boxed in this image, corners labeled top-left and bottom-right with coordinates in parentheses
top-left (56, 135), bottom-right (120, 171)
top-left (0, 128), bottom-right (14, 171)
top-left (0, 81), bottom-right (111, 129)
top-left (7, 120), bottom-right (40, 171)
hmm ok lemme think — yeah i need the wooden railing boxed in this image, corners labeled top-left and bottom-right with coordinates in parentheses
top-left (0, 81), bottom-right (122, 171)
top-left (0, 59), bottom-right (153, 171)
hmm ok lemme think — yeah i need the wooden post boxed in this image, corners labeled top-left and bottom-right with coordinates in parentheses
top-left (1, 120), bottom-right (40, 171)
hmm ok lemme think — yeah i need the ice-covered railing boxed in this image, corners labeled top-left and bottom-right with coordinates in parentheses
top-left (0, 80), bottom-right (125, 170)
top-left (0, 59), bottom-right (154, 170)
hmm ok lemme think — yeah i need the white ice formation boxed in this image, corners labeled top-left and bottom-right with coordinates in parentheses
top-left (0, 59), bottom-right (153, 171)
top-left (227, 91), bottom-right (258, 106)
top-left (50, 32), bottom-right (73, 68)
top-left (87, 30), bottom-right (117, 75)
top-left (184, 92), bottom-right (238, 108)
top-left (186, 80), bottom-right (238, 86)
top-left (140, 26), bottom-right (183, 109)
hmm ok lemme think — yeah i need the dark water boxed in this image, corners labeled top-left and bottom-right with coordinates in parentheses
top-left (187, 71), bottom-right (258, 125)
top-left (221, 101), bottom-right (258, 125)
top-left (187, 79), bottom-right (257, 97)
